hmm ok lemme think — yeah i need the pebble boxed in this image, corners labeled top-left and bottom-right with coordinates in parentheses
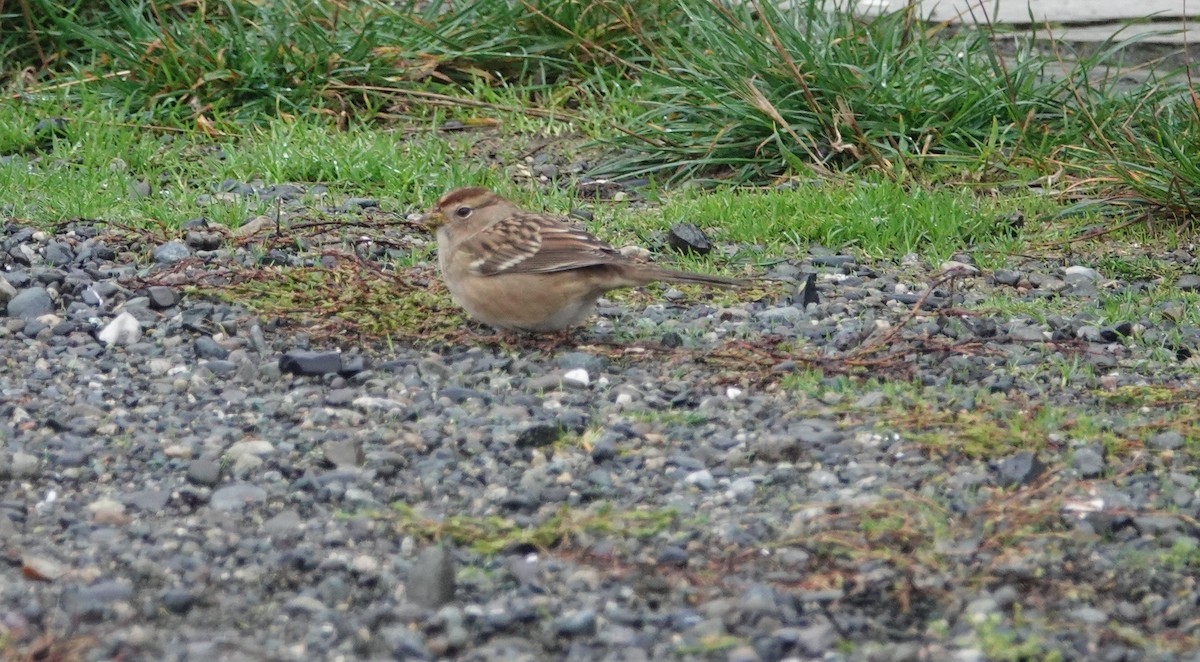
top-left (44, 242), bottom-right (74, 266)
top-left (342, 197), bottom-right (378, 209)
top-left (153, 241), bottom-right (191, 264)
top-left (684, 469), bottom-right (716, 490)
top-left (1073, 446), bottom-right (1106, 478)
top-left (6, 287), bottom-right (53, 319)
top-left (97, 311), bottom-right (142, 346)
top-left (407, 545), bottom-right (456, 609)
top-left (1176, 274), bottom-right (1200, 292)
top-left (279, 350), bottom-right (342, 375)
top-left (667, 222), bottom-right (713, 255)
top-left (995, 451), bottom-right (1044, 487)
top-left (0, 276), bottom-right (17, 304)
top-left (1148, 430), bottom-right (1183, 450)
top-left (992, 268), bottom-right (1022, 286)
top-left (147, 286), bottom-right (180, 309)
top-left (1063, 265), bottom-right (1103, 283)
top-left (161, 588), bottom-right (196, 614)
top-left (195, 336), bottom-right (230, 359)
top-left (516, 423), bottom-right (561, 448)
top-left (186, 459), bottom-right (222, 486)
top-left (555, 609), bottom-right (598, 636)
top-left (65, 580), bottom-right (134, 619)
top-left (1, 205), bottom-right (1195, 662)
top-left (209, 483), bottom-right (267, 511)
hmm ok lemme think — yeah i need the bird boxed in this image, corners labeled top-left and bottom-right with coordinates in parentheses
top-left (423, 187), bottom-right (747, 333)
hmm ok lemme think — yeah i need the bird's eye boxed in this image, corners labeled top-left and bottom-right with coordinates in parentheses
top-left (455, 206), bottom-right (472, 218)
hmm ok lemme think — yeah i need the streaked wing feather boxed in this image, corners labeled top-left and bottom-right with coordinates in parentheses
top-left (464, 212), bottom-right (621, 276)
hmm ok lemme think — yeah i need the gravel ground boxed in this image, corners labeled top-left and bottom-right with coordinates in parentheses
top-left (2, 185), bottom-right (1200, 662)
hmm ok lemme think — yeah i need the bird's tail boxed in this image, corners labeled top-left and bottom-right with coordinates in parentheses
top-left (646, 267), bottom-right (749, 288)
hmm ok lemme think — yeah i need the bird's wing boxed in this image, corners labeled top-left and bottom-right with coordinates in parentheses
top-left (461, 212), bottom-right (624, 276)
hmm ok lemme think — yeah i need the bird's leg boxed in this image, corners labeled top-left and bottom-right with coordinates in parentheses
top-left (522, 329), bottom-right (577, 352)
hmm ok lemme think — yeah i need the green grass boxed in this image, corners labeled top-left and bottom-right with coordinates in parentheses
top-left (0, 90), bottom-right (590, 226)
top-left (975, 283), bottom-right (1200, 335)
top-left (975, 614), bottom-right (1064, 662)
top-left (596, 0), bottom-right (1097, 183)
top-left (3, 90), bottom-right (1095, 267)
top-left (627, 180), bottom-right (1058, 261)
top-left (772, 370), bottom-right (1199, 461)
top-left (2, 0), bottom-right (675, 122)
top-left (387, 501), bottom-right (680, 555)
top-left (4, 0), bottom-right (1199, 224)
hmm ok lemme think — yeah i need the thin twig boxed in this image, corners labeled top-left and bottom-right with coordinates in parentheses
top-left (1031, 212), bottom-right (1150, 247)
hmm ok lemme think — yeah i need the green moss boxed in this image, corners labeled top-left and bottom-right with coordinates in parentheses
top-left (197, 264), bottom-right (463, 341)
top-left (387, 502), bottom-right (680, 555)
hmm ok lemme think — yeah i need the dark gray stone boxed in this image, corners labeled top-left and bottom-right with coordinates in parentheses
top-left (1176, 274), bottom-right (1200, 292)
top-left (532, 164), bottom-right (559, 180)
top-left (160, 589), bottom-right (196, 614)
top-left (439, 387), bottom-right (489, 403)
top-left (279, 350), bottom-right (341, 376)
top-left (153, 241), bottom-right (191, 264)
top-left (44, 242), bottom-right (74, 266)
top-left (6, 287), bottom-right (53, 319)
top-left (516, 423), bottom-right (561, 448)
top-left (407, 545), bottom-right (455, 609)
top-left (1073, 446), bottom-right (1106, 478)
top-left (992, 269), bottom-right (1022, 286)
top-left (33, 116), bottom-right (69, 138)
top-left (555, 609), bottom-right (598, 636)
top-left (195, 336), bottom-right (230, 360)
top-left (123, 489), bottom-right (170, 513)
top-left (205, 360), bottom-right (237, 376)
top-left (591, 439), bottom-right (617, 462)
top-left (186, 459), bottom-right (222, 487)
top-left (184, 231), bottom-right (222, 250)
top-left (342, 197), bottom-right (378, 209)
top-left (260, 184), bottom-right (305, 201)
top-left (995, 451), bottom-right (1044, 487)
top-left (209, 483), bottom-right (267, 511)
top-left (1149, 430), bottom-right (1184, 450)
top-left (1100, 322), bottom-right (1133, 341)
top-left (65, 580), bottom-right (134, 620)
top-left (667, 223), bottom-right (712, 256)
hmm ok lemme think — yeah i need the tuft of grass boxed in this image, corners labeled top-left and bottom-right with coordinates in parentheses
top-left (1052, 31), bottom-right (1200, 221)
top-left (597, 0), bottom-right (1103, 185)
top-left (3, 0), bottom-right (674, 122)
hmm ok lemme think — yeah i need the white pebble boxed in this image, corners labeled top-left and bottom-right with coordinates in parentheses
top-left (941, 260), bottom-right (979, 275)
top-left (563, 368), bottom-right (589, 386)
top-left (98, 312), bottom-right (141, 346)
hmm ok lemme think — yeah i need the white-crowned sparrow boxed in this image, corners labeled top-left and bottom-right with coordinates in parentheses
top-left (424, 187), bottom-right (747, 332)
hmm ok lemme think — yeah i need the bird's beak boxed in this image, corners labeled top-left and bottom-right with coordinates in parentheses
top-left (421, 209), bottom-right (447, 232)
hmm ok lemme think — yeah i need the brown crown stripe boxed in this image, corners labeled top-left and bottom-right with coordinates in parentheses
top-left (437, 187), bottom-right (494, 209)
